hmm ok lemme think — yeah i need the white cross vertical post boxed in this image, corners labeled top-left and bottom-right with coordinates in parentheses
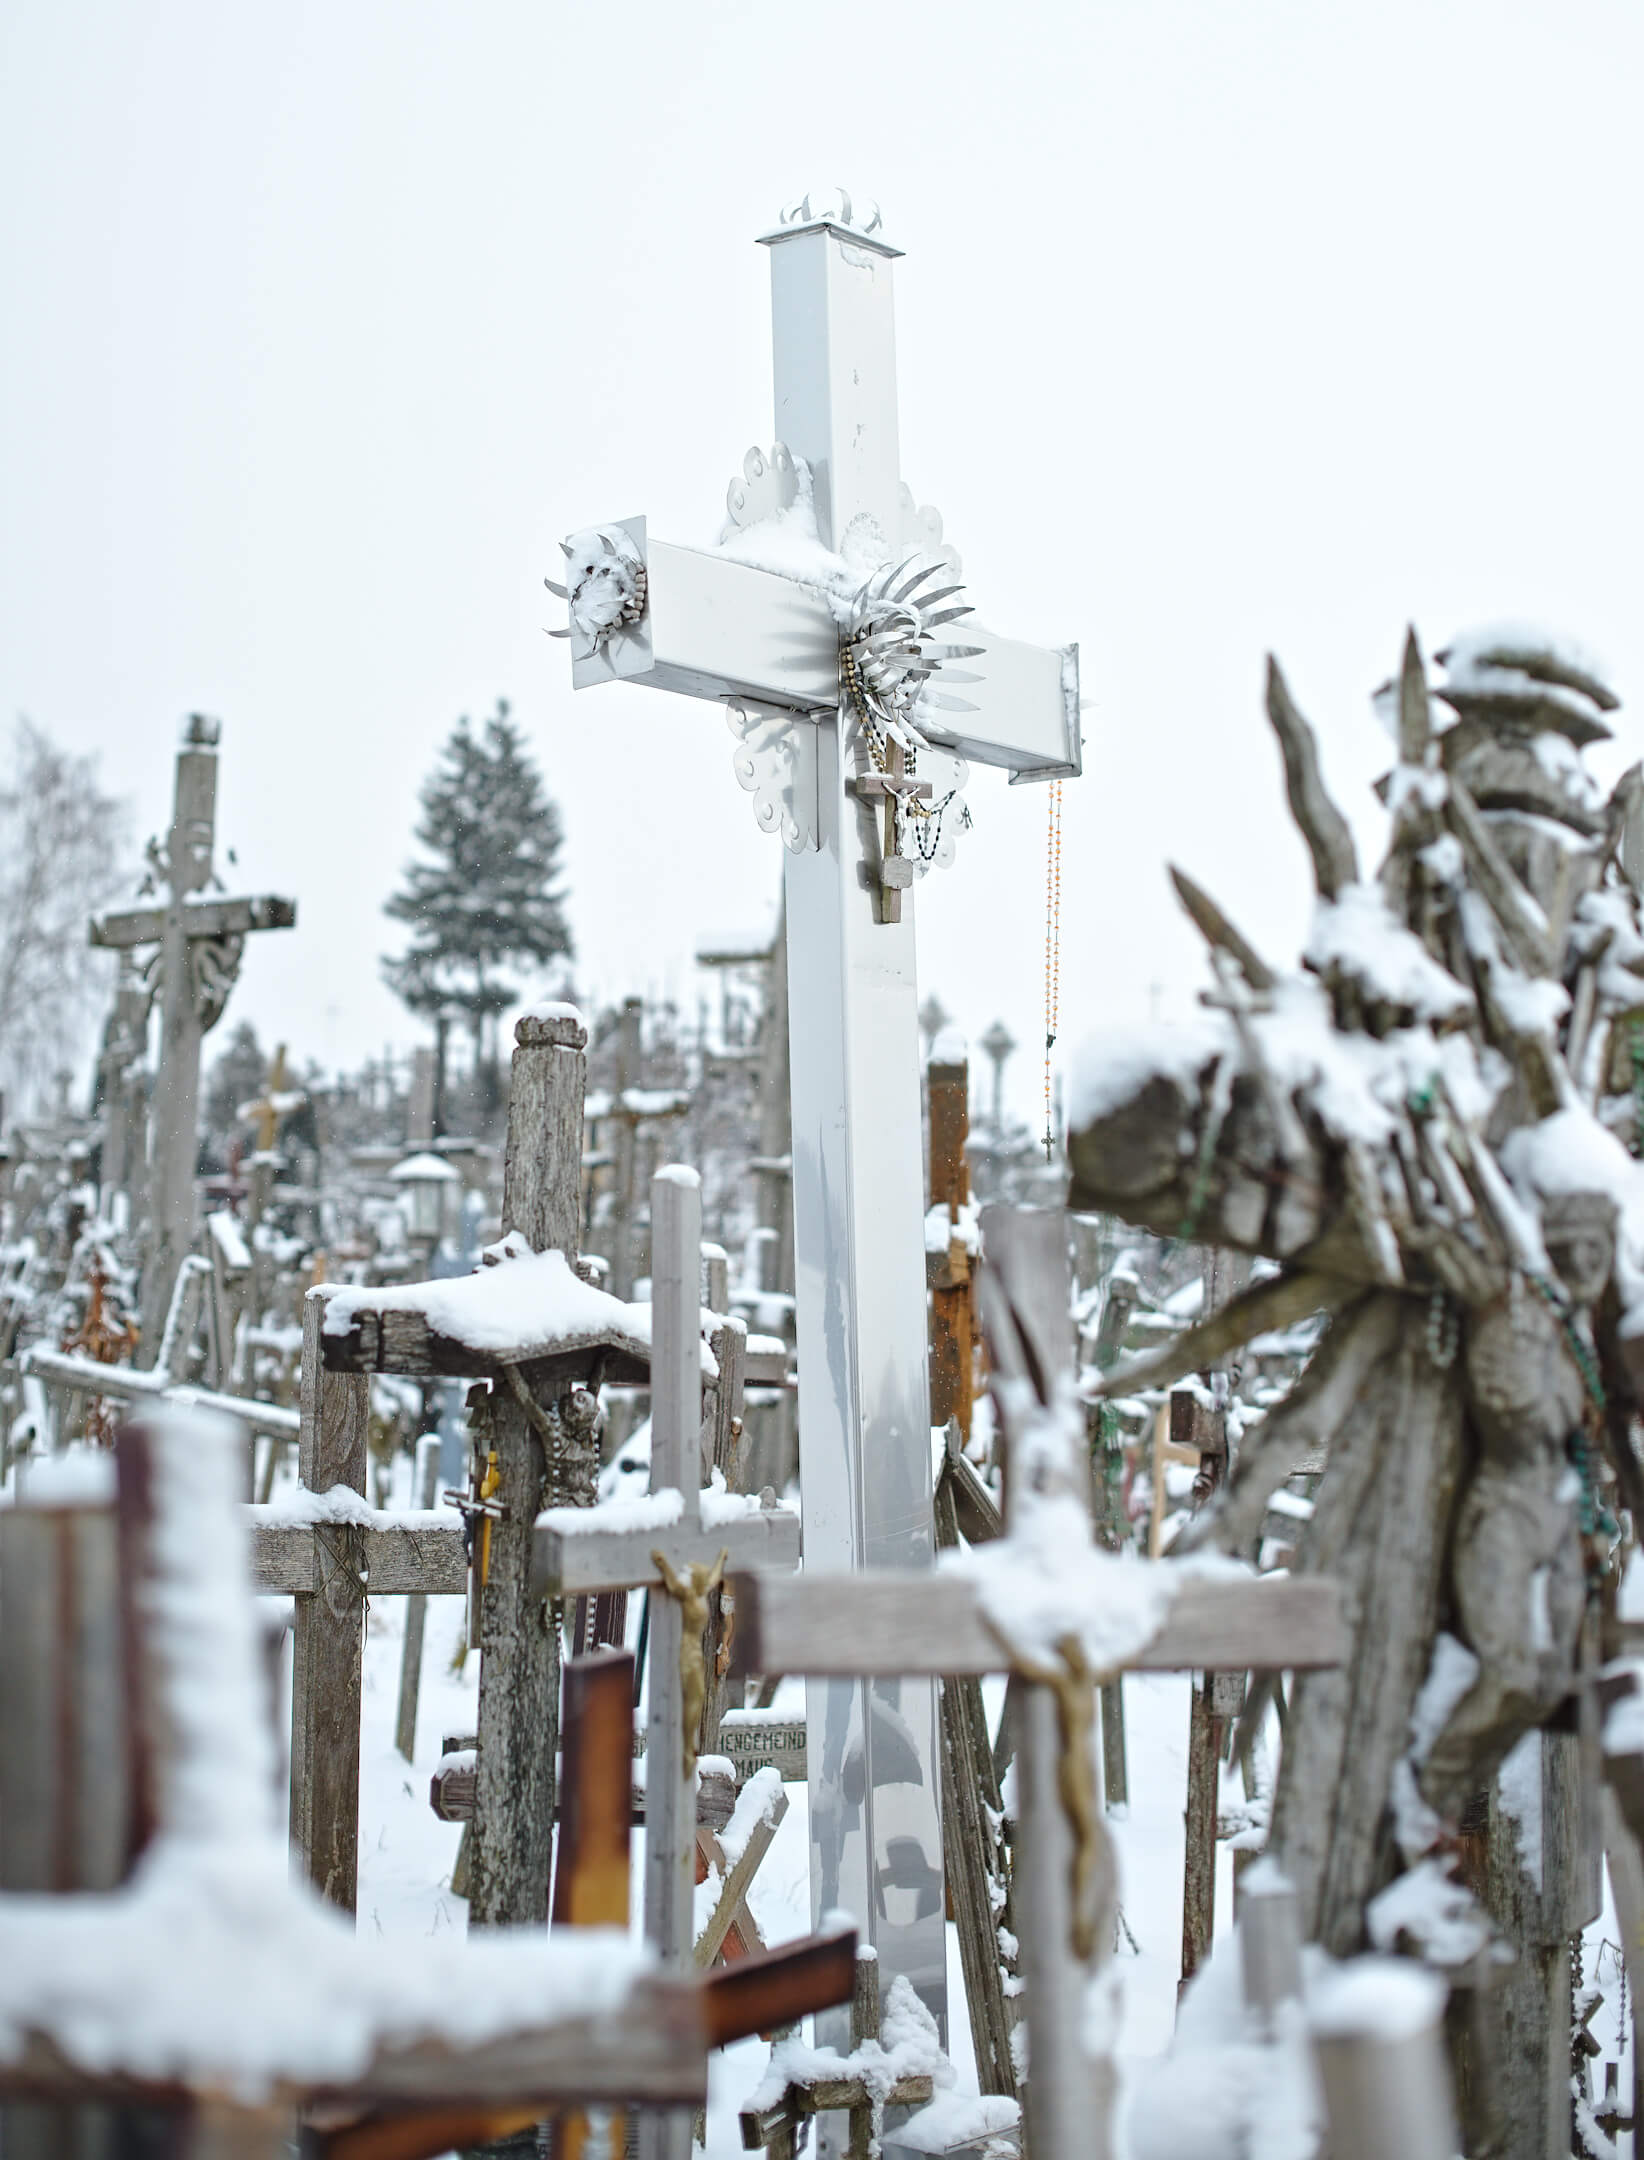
top-left (765, 207), bottom-right (946, 2043)
top-left (551, 193), bottom-right (1081, 2048)
top-left (643, 1163), bottom-right (703, 2160)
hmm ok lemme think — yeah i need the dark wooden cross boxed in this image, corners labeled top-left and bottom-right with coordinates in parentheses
top-left (88, 715), bottom-right (295, 1353)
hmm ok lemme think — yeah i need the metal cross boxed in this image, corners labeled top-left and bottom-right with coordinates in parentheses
top-left (550, 192), bottom-right (1081, 2049)
top-left (89, 716), bottom-right (296, 1357)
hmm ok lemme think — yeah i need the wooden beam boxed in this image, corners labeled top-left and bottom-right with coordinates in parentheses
top-left (248, 1519), bottom-right (466, 1596)
top-left (89, 893), bottom-right (296, 951)
top-left (703, 1928), bottom-right (857, 2050)
top-left (22, 1346), bottom-right (301, 1438)
top-left (320, 1309), bottom-right (653, 1385)
top-left (732, 1568), bottom-right (1344, 1680)
top-left (289, 1289), bottom-right (371, 1914)
top-left (0, 1982), bottom-right (707, 2110)
top-left (532, 1507), bottom-right (800, 1599)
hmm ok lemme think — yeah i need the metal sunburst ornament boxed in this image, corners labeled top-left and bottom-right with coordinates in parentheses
top-left (841, 557), bottom-right (983, 741)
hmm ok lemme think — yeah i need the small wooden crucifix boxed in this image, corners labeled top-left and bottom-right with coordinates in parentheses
top-left (89, 715), bottom-right (296, 1354)
top-left (732, 1208), bottom-right (1345, 2160)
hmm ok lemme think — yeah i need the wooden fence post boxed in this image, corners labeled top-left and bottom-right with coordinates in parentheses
top-left (290, 1287), bottom-right (370, 1911)
top-left (393, 1432), bottom-right (443, 1762)
top-left (927, 1037), bottom-right (974, 1441)
top-left (468, 1008), bottom-right (588, 1929)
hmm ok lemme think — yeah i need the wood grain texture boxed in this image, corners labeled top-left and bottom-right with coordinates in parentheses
top-left (732, 1568), bottom-right (1344, 1680)
top-left (320, 1307), bottom-right (650, 1386)
top-left (249, 1520), bottom-right (466, 1596)
top-left (533, 1509), bottom-right (800, 1599)
top-left (1268, 1298), bottom-right (1466, 1955)
top-left (468, 1017), bottom-right (589, 1931)
top-left (290, 1291), bottom-right (371, 1915)
top-left (933, 1457), bottom-right (1019, 2101)
top-left (394, 1436), bottom-right (444, 1761)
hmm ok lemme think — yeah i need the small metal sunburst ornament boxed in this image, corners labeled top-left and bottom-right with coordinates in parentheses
top-left (841, 556), bottom-right (983, 740)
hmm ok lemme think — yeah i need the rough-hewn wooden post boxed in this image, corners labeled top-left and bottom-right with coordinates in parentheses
top-left (290, 1286), bottom-right (370, 1911)
top-left (393, 1431), bottom-right (443, 1762)
top-left (468, 1007), bottom-right (587, 1929)
top-left (698, 1315), bottom-right (747, 1764)
top-left (1450, 1727), bottom-right (1599, 2160)
top-left (641, 1165), bottom-right (702, 2160)
top-left (927, 1037), bottom-right (974, 1441)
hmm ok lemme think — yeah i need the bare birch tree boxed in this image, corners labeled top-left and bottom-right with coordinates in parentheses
top-left (0, 718), bottom-right (130, 1116)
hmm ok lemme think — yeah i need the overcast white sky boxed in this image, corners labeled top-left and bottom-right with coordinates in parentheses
top-left (4, 1), bottom-right (1642, 1125)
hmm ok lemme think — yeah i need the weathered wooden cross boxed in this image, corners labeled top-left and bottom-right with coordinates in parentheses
top-left (732, 1208), bottom-right (1345, 2160)
top-left (550, 189), bottom-right (1081, 2042)
top-left (89, 715), bottom-right (296, 1354)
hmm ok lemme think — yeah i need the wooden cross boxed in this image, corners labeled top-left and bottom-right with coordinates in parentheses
top-left (533, 1165), bottom-right (800, 2160)
top-left (731, 1207), bottom-right (1345, 2160)
top-left (92, 954), bottom-right (151, 1229)
top-left (0, 1410), bottom-right (861, 2160)
top-left (88, 715), bottom-right (296, 1355)
top-left (552, 190), bottom-right (1080, 2044)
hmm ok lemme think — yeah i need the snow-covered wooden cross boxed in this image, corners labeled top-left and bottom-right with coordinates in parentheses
top-left (549, 188), bottom-right (1081, 2045)
top-left (532, 1165), bottom-right (800, 2160)
top-left (732, 1208), bottom-right (1345, 2160)
top-left (89, 715), bottom-right (296, 1352)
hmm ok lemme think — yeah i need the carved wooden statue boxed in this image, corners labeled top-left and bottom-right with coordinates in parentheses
top-left (1071, 627), bottom-right (1644, 2003)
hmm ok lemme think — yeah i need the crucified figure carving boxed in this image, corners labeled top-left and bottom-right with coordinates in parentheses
top-left (1070, 625), bottom-right (1644, 1974)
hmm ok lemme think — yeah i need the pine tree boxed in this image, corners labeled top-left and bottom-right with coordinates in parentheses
top-left (383, 702), bottom-right (573, 1121)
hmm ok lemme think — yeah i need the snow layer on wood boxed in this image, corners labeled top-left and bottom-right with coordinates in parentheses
top-left (1126, 1933), bottom-right (1322, 2160)
top-left (0, 1405), bottom-right (654, 2098)
top-left (1442, 621), bottom-right (1615, 702)
top-left (897, 2092), bottom-right (1020, 2152)
top-left (745, 1971), bottom-right (952, 2113)
top-left (1307, 1954), bottom-right (1447, 2041)
top-left (1502, 1106), bottom-right (1644, 1332)
top-left (0, 1852), bottom-right (652, 2100)
top-left (1365, 1857), bottom-right (1491, 1967)
top-left (523, 998), bottom-right (585, 1025)
top-left (321, 1247), bottom-right (716, 1373)
top-left (942, 1379), bottom-right (1191, 1671)
top-left (1496, 1730), bottom-right (1543, 1890)
top-left (541, 1487), bottom-right (685, 1537)
top-left (206, 1211), bottom-right (253, 1271)
top-left (249, 1489), bottom-right (450, 1535)
top-left (1602, 1663), bottom-right (1644, 1756)
top-left (717, 1766), bottom-right (784, 1872)
top-left (538, 1470), bottom-right (773, 1538)
top-left (389, 1152), bottom-right (459, 1184)
top-left (928, 1025), bottom-right (968, 1068)
top-left (5, 1446), bottom-right (117, 1507)
top-left (1067, 1013), bottom-right (1228, 1131)
top-left (711, 455), bottom-right (857, 609)
top-left (1304, 884), bottom-right (1472, 1024)
top-left (924, 1203), bottom-right (979, 1257)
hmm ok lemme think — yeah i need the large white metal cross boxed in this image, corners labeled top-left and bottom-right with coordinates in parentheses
top-left (551, 191), bottom-right (1080, 2047)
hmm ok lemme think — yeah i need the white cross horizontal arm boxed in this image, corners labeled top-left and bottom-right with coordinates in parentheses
top-left (532, 1502), bottom-right (800, 1598)
top-left (89, 892), bottom-right (298, 950)
top-left (733, 1568), bottom-right (1344, 1680)
top-left (569, 518), bottom-right (1079, 783)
